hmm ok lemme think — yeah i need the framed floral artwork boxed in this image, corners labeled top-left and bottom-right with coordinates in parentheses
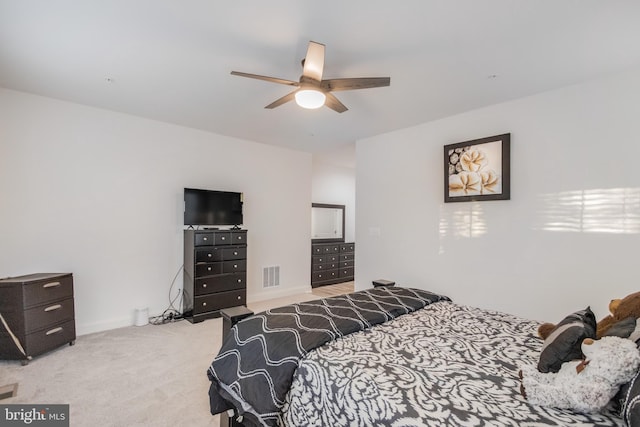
top-left (444, 133), bottom-right (510, 203)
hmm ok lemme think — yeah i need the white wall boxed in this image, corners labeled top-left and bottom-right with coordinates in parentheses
top-left (311, 157), bottom-right (356, 242)
top-left (356, 67), bottom-right (640, 323)
top-left (0, 88), bottom-right (312, 335)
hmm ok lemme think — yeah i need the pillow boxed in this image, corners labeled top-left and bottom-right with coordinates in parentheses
top-left (617, 358), bottom-right (640, 426)
top-left (628, 319), bottom-right (640, 343)
top-left (604, 316), bottom-right (637, 338)
top-left (537, 307), bottom-right (596, 373)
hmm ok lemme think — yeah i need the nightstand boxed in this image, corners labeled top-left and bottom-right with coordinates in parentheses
top-left (221, 306), bottom-right (254, 341)
top-left (0, 273), bottom-right (76, 365)
top-left (372, 279), bottom-right (395, 288)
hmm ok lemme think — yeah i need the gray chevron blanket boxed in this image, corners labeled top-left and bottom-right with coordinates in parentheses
top-left (207, 286), bottom-right (450, 427)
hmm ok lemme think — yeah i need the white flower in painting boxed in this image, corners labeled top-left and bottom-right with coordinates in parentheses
top-left (480, 169), bottom-right (501, 194)
top-left (449, 172), bottom-right (482, 196)
top-left (460, 149), bottom-right (487, 172)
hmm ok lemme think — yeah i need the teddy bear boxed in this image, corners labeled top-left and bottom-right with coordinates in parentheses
top-left (595, 291), bottom-right (640, 338)
top-left (519, 336), bottom-right (640, 413)
top-left (538, 291), bottom-right (640, 340)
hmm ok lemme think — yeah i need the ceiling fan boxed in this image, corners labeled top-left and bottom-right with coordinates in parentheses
top-left (231, 41), bottom-right (390, 113)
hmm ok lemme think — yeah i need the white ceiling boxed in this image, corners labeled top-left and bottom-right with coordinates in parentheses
top-left (2, 1), bottom-right (640, 160)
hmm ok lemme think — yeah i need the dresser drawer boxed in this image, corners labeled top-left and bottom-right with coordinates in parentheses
top-left (340, 243), bottom-right (355, 253)
top-left (312, 255), bottom-right (326, 264)
top-left (312, 270), bottom-right (339, 282)
top-left (195, 233), bottom-right (214, 246)
top-left (322, 245), bottom-right (340, 254)
top-left (195, 247), bottom-right (222, 263)
top-left (24, 319), bottom-right (75, 358)
top-left (339, 267), bottom-right (354, 278)
top-left (195, 262), bottom-right (223, 277)
top-left (193, 289), bottom-right (246, 314)
top-left (312, 262), bottom-right (338, 272)
top-left (214, 232), bottom-right (232, 245)
top-left (312, 244), bottom-right (341, 254)
top-left (222, 260), bottom-right (246, 273)
top-left (195, 273), bottom-right (246, 295)
top-left (23, 275), bottom-right (73, 308)
top-left (341, 260), bottom-right (355, 268)
top-left (231, 231), bottom-right (247, 244)
top-left (340, 253), bottom-right (354, 262)
top-left (24, 297), bottom-right (75, 333)
top-left (313, 255), bottom-right (339, 264)
top-left (220, 246), bottom-right (246, 261)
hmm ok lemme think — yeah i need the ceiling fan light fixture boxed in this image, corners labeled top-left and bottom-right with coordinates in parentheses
top-left (295, 89), bottom-right (326, 109)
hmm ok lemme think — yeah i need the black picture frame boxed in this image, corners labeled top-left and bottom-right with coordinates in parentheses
top-left (444, 133), bottom-right (510, 203)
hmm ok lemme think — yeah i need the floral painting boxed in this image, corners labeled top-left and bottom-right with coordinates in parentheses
top-left (444, 134), bottom-right (510, 203)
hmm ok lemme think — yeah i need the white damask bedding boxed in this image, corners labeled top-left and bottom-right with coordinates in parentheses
top-left (281, 301), bottom-right (623, 427)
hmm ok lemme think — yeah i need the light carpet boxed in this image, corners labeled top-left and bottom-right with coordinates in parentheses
top-left (0, 289), bottom-right (349, 427)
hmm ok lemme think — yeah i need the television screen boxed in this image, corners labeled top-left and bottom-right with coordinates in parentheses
top-left (184, 188), bottom-right (243, 226)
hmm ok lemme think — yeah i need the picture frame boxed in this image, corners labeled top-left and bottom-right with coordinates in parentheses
top-left (444, 133), bottom-right (510, 203)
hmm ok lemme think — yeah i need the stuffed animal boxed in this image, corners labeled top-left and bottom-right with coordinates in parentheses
top-left (519, 336), bottom-right (640, 413)
top-left (537, 292), bottom-right (640, 340)
top-left (596, 291), bottom-right (640, 338)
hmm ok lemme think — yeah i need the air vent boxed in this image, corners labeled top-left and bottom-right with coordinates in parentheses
top-left (263, 266), bottom-right (280, 288)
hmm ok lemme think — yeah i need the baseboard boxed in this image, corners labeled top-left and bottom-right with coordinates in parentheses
top-left (76, 316), bottom-right (136, 336)
top-left (76, 286), bottom-right (311, 335)
top-left (247, 284), bottom-right (311, 303)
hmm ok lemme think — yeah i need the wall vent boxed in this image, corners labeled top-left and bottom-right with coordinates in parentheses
top-left (263, 266), bottom-right (280, 288)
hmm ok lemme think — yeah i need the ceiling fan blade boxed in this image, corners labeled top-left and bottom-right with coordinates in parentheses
top-left (322, 77), bottom-right (390, 92)
top-left (324, 92), bottom-right (348, 113)
top-left (265, 90), bottom-right (297, 109)
top-left (231, 71), bottom-right (298, 87)
top-left (302, 41), bottom-right (325, 82)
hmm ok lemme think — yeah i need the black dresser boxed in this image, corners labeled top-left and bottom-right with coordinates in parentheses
top-left (311, 242), bottom-right (355, 288)
top-left (0, 273), bottom-right (76, 365)
top-left (183, 229), bottom-right (247, 323)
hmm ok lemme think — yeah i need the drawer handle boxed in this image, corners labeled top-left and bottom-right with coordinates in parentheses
top-left (202, 284), bottom-right (207, 288)
top-left (203, 237), bottom-right (208, 241)
top-left (237, 296), bottom-right (241, 300)
top-left (233, 264), bottom-right (238, 268)
top-left (319, 274), bottom-right (322, 278)
top-left (233, 251), bottom-right (238, 256)
top-left (43, 281), bottom-right (61, 289)
top-left (208, 253), bottom-right (212, 258)
top-left (207, 267), bottom-right (212, 271)
top-left (238, 236), bottom-right (242, 240)
top-left (237, 279), bottom-right (242, 283)
top-left (221, 236), bottom-right (226, 240)
top-left (46, 327), bottom-right (63, 335)
top-left (44, 304), bottom-right (62, 312)
top-left (202, 302), bottom-right (207, 307)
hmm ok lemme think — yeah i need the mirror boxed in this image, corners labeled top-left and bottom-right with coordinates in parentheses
top-left (311, 203), bottom-right (345, 242)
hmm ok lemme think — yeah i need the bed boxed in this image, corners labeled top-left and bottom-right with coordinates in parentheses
top-left (207, 286), bottom-right (637, 427)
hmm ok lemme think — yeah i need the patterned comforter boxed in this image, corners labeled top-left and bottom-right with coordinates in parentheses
top-left (281, 300), bottom-right (624, 426)
top-left (207, 287), bottom-right (449, 427)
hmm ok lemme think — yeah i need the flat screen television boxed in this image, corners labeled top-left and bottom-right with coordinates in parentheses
top-left (184, 188), bottom-right (243, 226)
